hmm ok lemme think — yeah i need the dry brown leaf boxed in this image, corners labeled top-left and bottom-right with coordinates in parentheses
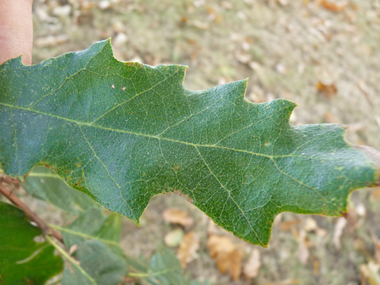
top-left (371, 187), bottom-right (380, 202)
top-left (280, 219), bottom-right (301, 231)
top-left (219, 250), bottom-right (243, 280)
top-left (243, 248), bottom-right (261, 279)
top-left (176, 232), bottom-right (200, 268)
top-left (207, 234), bottom-right (243, 281)
top-left (375, 241), bottom-right (380, 265)
top-left (351, 3), bottom-right (359, 10)
top-left (321, 0), bottom-right (347, 12)
top-left (162, 208), bottom-right (194, 228)
top-left (316, 81), bottom-right (337, 97)
top-left (323, 112), bottom-right (339, 123)
top-left (80, 1), bottom-right (97, 11)
top-left (207, 235), bottom-right (236, 257)
top-left (333, 217), bottom-right (347, 250)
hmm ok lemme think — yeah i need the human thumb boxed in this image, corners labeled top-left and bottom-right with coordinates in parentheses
top-left (0, 0), bottom-right (33, 65)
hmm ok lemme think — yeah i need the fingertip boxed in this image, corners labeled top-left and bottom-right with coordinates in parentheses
top-left (0, 0), bottom-right (33, 65)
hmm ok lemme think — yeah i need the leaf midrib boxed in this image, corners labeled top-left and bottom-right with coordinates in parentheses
top-left (1, 101), bottom-right (300, 159)
top-left (48, 224), bottom-right (121, 247)
top-left (1, 102), bottom-right (338, 245)
top-left (1, 103), bottom-right (337, 199)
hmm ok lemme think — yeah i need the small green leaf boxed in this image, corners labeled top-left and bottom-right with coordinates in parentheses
top-left (0, 39), bottom-right (378, 246)
top-left (62, 240), bottom-right (126, 285)
top-left (149, 247), bottom-right (185, 285)
top-left (128, 247), bottom-right (186, 285)
top-left (24, 166), bottom-right (96, 213)
top-left (127, 246), bottom-right (209, 285)
top-left (0, 202), bottom-right (63, 284)
top-left (58, 207), bottom-right (127, 285)
top-left (59, 207), bottom-right (122, 251)
top-left (22, 166), bottom-right (127, 284)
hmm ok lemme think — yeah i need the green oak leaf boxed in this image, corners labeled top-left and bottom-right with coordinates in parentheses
top-left (24, 166), bottom-right (96, 213)
top-left (0, 39), bottom-right (378, 246)
top-left (58, 207), bottom-right (127, 285)
top-left (22, 166), bottom-right (127, 284)
top-left (59, 207), bottom-right (123, 255)
top-left (62, 240), bottom-right (126, 285)
top-left (128, 247), bottom-right (186, 285)
top-left (0, 202), bottom-right (63, 284)
top-left (127, 246), bottom-right (206, 285)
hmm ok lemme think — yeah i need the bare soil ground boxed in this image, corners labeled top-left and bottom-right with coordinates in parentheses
top-left (26, 0), bottom-right (380, 284)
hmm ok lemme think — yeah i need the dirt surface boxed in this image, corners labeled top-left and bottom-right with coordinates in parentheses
top-left (26, 0), bottom-right (380, 284)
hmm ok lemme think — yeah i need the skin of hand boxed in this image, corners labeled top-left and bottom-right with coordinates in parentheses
top-left (0, 0), bottom-right (33, 65)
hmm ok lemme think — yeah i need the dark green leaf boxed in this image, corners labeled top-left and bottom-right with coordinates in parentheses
top-left (24, 166), bottom-right (96, 213)
top-left (0, 202), bottom-right (63, 284)
top-left (0, 40), bottom-right (378, 246)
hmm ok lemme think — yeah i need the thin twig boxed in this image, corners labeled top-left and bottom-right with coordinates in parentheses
top-left (0, 182), bottom-right (63, 243)
top-left (0, 175), bottom-right (21, 184)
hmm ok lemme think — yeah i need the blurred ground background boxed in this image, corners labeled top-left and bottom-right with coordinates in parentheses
top-left (25, 0), bottom-right (380, 284)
